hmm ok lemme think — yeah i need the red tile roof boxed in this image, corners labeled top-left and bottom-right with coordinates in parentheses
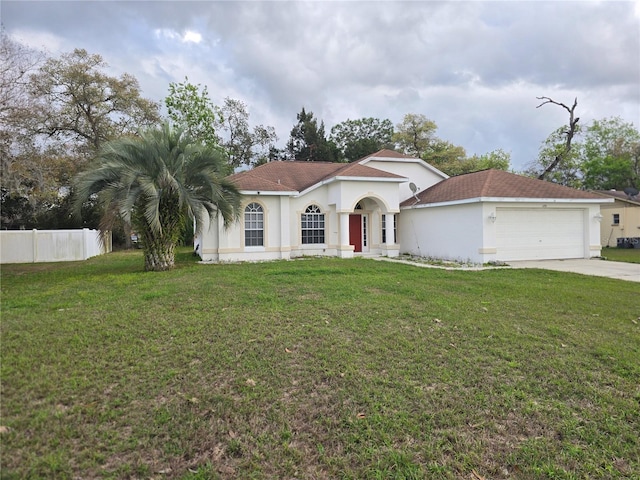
top-left (229, 161), bottom-right (405, 192)
top-left (401, 169), bottom-right (605, 206)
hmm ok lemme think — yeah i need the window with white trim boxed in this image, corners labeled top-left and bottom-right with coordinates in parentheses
top-left (244, 202), bottom-right (264, 247)
top-left (382, 214), bottom-right (397, 244)
top-left (612, 213), bottom-right (620, 225)
top-left (301, 204), bottom-right (325, 244)
top-left (393, 214), bottom-right (397, 243)
top-left (362, 215), bottom-right (368, 247)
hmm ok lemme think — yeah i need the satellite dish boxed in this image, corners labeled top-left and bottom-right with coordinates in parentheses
top-left (409, 182), bottom-right (420, 201)
top-left (623, 187), bottom-right (639, 198)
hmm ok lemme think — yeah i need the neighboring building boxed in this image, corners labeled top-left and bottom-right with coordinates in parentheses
top-left (196, 150), bottom-right (611, 264)
top-left (593, 190), bottom-right (640, 247)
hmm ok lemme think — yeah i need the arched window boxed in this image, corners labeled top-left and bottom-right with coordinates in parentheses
top-left (244, 202), bottom-right (264, 247)
top-left (301, 204), bottom-right (325, 244)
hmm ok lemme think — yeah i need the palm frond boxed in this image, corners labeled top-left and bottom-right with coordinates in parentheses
top-left (73, 121), bottom-right (241, 243)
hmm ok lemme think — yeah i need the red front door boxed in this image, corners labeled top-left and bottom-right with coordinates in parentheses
top-left (349, 214), bottom-right (362, 252)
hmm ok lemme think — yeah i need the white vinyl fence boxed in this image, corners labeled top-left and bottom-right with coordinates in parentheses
top-left (0, 229), bottom-right (112, 264)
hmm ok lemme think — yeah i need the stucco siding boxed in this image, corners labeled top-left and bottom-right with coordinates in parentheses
top-left (199, 195), bottom-right (289, 262)
top-left (327, 180), bottom-right (400, 213)
top-left (399, 201), bottom-right (603, 263)
top-left (361, 159), bottom-right (444, 202)
top-left (599, 200), bottom-right (640, 247)
top-left (399, 203), bottom-right (485, 263)
top-left (199, 178), bottom-right (406, 262)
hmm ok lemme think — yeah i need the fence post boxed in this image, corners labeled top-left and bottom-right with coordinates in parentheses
top-left (32, 229), bottom-right (38, 263)
top-left (83, 228), bottom-right (89, 260)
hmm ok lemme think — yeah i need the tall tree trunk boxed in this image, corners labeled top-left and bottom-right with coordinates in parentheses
top-left (135, 194), bottom-right (184, 271)
top-left (143, 238), bottom-right (176, 271)
top-left (536, 96), bottom-right (580, 181)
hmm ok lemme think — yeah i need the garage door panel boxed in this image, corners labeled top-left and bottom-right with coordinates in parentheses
top-left (495, 208), bottom-right (584, 261)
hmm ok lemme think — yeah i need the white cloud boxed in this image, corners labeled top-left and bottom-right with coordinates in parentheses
top-left (153, 28), bottom-right (201, 44)
top-left (182, 30), bottom-right (202, 44)
top-left (154, 28), bottom-right (180, 41)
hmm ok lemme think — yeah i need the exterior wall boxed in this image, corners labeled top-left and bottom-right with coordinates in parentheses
top-left (326, 179), bottom-right (399, 213)
top-left (359, 159), bottom-right (445, 202)
top-left (199, 190), bottom-right (342, 263)
top-left (200, 195), bottom-right (290, 262)
top-left (599, 200), bottom-right (640, 247)
top-left (288, 187), bottom-right (336, 258)
top-left (399, 203), bottom-right (485, 263)
top-left (399, 202), bottom-right (603, 263)
top-left (198, 179), bottom-right (403, 262)
top-left (0, 229), bottom-right (111, 264)
top-left (582, 204), bottom-right (603, 258)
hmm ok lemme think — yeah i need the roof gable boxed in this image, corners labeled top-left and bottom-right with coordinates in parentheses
top-left (358, 149), bottom-right (418, 161)
top-left (229, 160), bottom-right (405, 193)
top-left (593, 190), bottom-right (640, 206)
top-left (326, 161), bottom-right (405, 181)
top-left (358, 149), bottom-right (449, 181)
top-left (402, 169), bottom-right (606, 206)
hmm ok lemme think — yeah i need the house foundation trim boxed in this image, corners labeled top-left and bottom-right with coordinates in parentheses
top-left (337, 245), bottom-right (355, 258)
top-left (380, 245), bottom-right (400, 257)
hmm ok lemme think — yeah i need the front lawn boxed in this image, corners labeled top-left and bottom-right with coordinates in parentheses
top-left (1, 250), bottom-right (639, 479)
top-left (601, 246), bottom-right (640, 264)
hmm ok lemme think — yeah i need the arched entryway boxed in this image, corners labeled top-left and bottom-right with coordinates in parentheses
top-left (337, 194), bottom-right (398, 259)
top-left (348, 198), bottom-right (388, 254)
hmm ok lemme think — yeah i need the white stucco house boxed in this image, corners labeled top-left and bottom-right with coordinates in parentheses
top-left (196, 149), bottom-right (611, 264)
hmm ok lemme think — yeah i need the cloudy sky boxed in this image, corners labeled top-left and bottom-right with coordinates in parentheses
top-left (3, 0), bottom-right (639, 170)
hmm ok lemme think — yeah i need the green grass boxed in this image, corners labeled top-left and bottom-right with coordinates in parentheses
top-left (601, 246), bottom-right (640, 264)
top-left (2, 249), bottom-right (639, 479)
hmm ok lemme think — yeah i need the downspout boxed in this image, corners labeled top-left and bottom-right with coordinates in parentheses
top-left (411, 220), bottom-right (421, 257)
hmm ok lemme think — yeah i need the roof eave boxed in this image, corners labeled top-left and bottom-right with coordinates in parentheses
top-left (297, 175), bottom-right (408, 196)
top-left (359, 156), bottom-right (449, 179)
top-left (592, 192), bottom-right (640, 206)
top-left (332, 175), bottom-right (408, 183)
top-left (402, 196), bottom-right (614, 209)
top-left (239, 190), bottom-right (298, 196)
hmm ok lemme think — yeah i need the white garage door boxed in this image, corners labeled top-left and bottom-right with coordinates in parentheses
top-left (495, 208), bottom-right (585, 261)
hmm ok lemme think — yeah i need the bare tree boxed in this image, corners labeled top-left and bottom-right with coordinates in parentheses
top-left (536, 96), bottom-right (580, 181)
top-left (0, 31), bottom-right (49, 228)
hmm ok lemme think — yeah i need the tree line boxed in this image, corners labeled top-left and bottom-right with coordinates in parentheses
top-left (2, 34), bottom-right (639, 237)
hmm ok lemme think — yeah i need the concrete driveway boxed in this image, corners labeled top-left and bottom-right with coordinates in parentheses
top-left (509, 259), bottom-right (640, 282)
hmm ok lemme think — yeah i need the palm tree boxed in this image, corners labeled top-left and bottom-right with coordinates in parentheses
top-left (74, 123), bottom-right (240, 271)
